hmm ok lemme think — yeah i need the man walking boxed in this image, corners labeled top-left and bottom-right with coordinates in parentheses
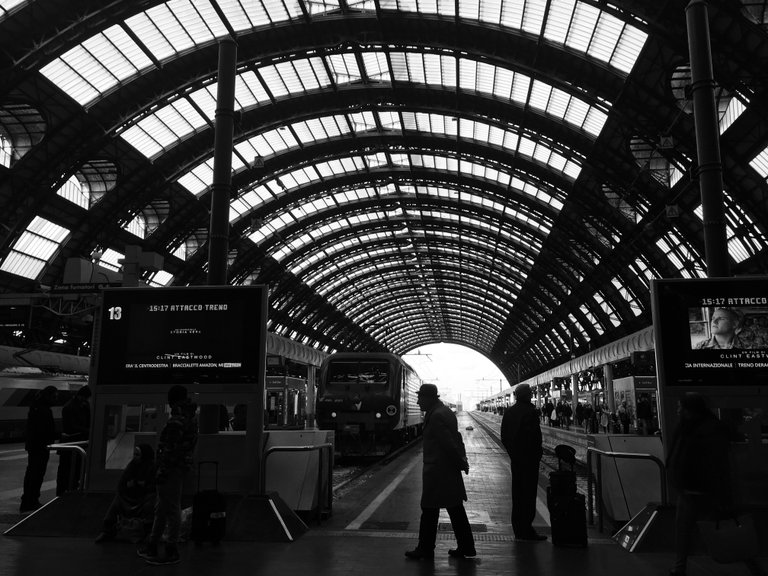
top-left (405, 384), bottom-right (476, 560)
top-left (501, 383), bottom-right (546, 541)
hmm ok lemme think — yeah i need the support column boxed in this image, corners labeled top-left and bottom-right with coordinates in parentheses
top-left (207, 37), bottom-right (238, 286)
top-left (200, 38), bottom-right (239, 437)
top-left (604, 363), bottom-right (615, 412)
top-left (686, 0), bottom-right (730, 277)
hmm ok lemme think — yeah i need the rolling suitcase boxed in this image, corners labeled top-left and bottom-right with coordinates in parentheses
top-left (547, 444), bottom-right (587, 548)
top-left (191, 461), bottom-right (226, 546)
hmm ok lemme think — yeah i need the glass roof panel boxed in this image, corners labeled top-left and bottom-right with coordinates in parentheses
top-left (751, 146), bottom-right (768, 178)
top-left (327, 53), bottom-right (362, 83)
top-left (0, 0), bottom-right (26, 19)
top-left (0, 216), bottom-right (70, 280)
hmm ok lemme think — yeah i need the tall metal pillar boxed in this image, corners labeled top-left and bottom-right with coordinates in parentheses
top-left (207, 37), bottom-right (238, 286)
top-left (686, 0), bottom-right (731, 278)
top-left (604, 362), bottom-right (615, 412)
top-left (199, 39), bottom-right (239, 436)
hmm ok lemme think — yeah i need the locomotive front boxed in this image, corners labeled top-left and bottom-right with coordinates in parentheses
top-left (316, 353), bottom-right (405, 455)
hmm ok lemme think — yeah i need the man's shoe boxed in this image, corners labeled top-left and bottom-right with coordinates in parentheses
top-left (515, 532), bottom-right (547, 541)
top-left (404, 548), bottom-right (434, 560)
top-left (19, 501), bottom-right (41, 513)
top-left (448, 548), bottom-right (477, 558)
top-left (136, 541), bottom-right (159, 560)
top-left (146, 544), bottom-right (180, 566)
top-left (94, 531), bottom-right (116, 544)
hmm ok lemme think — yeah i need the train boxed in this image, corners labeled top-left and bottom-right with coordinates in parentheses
top-left (0, 368), bottom-right (89, 442)
top-left (316, 352), bottom-right (424, 456)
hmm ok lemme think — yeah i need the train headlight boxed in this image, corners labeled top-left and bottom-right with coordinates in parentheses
top-left (331, 411), bottom-right (337, 418)
top-left (385, 405), bottom-right (397, 416)
top-left (375, 412), bottom-right (382, 419)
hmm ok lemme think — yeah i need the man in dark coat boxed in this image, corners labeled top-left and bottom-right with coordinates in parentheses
top-left (56, 384), bottom-right (91, 495)
top-left (405, 384), bottom-right (476, 560)
top-left (137, 385), bottom-right (198, 566)
top-left (501, 383), bottom-right (546, 541)
top-left (666, 393), bottom-right (731, 576)
top-left (20, 385), bottom-right (58, 512)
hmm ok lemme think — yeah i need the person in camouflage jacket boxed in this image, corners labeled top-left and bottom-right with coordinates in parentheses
top-left (138, 385), bottom-right (198, 565)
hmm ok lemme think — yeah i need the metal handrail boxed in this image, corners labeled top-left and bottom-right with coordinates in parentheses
top-left (586, 447), bottom-right (667, 533)
top-left (47, 440), bottom-right (89, 494)
top-left (261, 443), bottom-right (334, 522)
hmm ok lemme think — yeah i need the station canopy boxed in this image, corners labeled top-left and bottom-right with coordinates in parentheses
top-left (1, 0), bottom-right (767, 383)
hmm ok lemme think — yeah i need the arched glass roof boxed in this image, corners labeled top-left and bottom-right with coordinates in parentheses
top-left (1, 1), bottom-right (767, 383)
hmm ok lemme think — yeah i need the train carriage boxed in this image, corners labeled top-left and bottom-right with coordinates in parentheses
top-left (0, 369), bottom-right (88, 442)
top-left (316, 352), bottom-right (423, 456)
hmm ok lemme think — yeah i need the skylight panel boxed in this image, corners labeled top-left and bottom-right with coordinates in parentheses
top-left (751, 147), bottom-right (768, 179)
top-left (177, 160), bottom-right (213, 196)
top-left (544, 0), bottom-right (647, 74)
top-left (0, 216), bottom-right (70, 280)
top-left (361, 52), bottom-right (391, 82)
top-left (327, 53), bottom-right (362, 83)
top-left (41, 26), bottom-right (151, 107)
top-left (0, 0), bottom-right (26, 19)
top-left (719, 95), bottom-right (747, 134)
top-left (520, 0), bottom-right (546, 34)
top-left (57, 175), bottom-right (89, 209)
top-left (120, 125), bottom-right (162, 158)
top-left (240, 0), bottom-right (275, 26)
top-left (148, 270), bottom-right (174, 287)
top-left (569, 2), bottom-right (601, 53)
top-left (611, 24), bottom-right (647, 74)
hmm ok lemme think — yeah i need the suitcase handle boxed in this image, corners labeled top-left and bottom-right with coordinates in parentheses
top-left (197, 460), bottom-right (219, 492)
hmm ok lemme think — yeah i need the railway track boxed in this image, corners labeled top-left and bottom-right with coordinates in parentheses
top-left (332, 435), bottom-right (423, 496)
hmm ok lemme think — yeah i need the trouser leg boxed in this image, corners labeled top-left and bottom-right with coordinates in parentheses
top-left (22, 449), bottom-right (49, 505)
top-left (446, 504), bottom-right (475, 552)
top-left (417, 507), bottom-right (439, 551)
top-left (511, 463), bottom-right (538, 536)
top-left (149, 469), bottom-right (184, 544)
top-left (673, 493), bottom-right (701, 572)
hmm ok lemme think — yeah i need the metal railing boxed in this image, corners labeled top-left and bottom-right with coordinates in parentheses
top-left (261, 443), bottom-right (334, 523)
top-left (47, 440), bottom-right (89, 493)
top-left (586, 447), bottom-right (667, 533)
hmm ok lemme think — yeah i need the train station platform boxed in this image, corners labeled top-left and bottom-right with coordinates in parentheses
top-left (1, 411), bottom-right (764, 576)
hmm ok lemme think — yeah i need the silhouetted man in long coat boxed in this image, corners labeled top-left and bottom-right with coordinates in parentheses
top-left (405, 384), bottom-right (476, 560)
top-left (501, 383), bottom-right (546, 540)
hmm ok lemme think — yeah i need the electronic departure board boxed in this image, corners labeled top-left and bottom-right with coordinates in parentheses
top-left (95, 286), bottom-right (267, 385)
top-left (652, 277), bottom-right (768, 387)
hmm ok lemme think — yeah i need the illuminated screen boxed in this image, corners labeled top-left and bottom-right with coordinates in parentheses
top-left (652, 278), bottom-right (768, 386)
top-left (95, 286), bottom-right (266, 385)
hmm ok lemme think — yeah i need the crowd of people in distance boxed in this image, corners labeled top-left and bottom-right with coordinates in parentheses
top-left (483, 394), bottom-right (657, 436)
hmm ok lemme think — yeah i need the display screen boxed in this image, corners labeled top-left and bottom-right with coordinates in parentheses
top-left (95, 286), bottom-right (266, 385)
top-left (652, 278), bottom-right (768, 386)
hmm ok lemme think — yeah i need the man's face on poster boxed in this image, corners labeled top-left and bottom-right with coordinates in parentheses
top-left (711, 309), bottom-right (738, 336)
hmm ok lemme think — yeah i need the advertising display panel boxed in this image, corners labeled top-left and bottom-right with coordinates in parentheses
top-left (95, 286), bottom-right (266, 386)
top-left (651, 277), bottom-right (768, 388)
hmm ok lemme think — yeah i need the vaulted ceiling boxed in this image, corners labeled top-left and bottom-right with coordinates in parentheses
top-left (1, 0), bottom-right (767, 383)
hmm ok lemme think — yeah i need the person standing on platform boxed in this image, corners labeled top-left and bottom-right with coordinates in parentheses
top-left (20, 385), bottom-right (58, 513)
top-left (57, 385), bottom-right (91, 495)
top-left (617, 401), bottom-right (631, 434)
top-left (666, 393), bottom-right (731, 576)
top-left (635, 394), bottom-right (653, 435)
top-left (405, 384), bottom-right (476, 560)
top-left (137, 385), bottom-right (198, 566)
top-left (501, 383), bottom-right (547, 541)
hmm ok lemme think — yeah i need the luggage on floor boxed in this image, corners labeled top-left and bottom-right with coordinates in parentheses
top-left (548, 491), bottom-right (588, 548)
top-left (191, 461), bottom-right (226, 545)
top-left (546, 444), bottom-right (587, 548)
